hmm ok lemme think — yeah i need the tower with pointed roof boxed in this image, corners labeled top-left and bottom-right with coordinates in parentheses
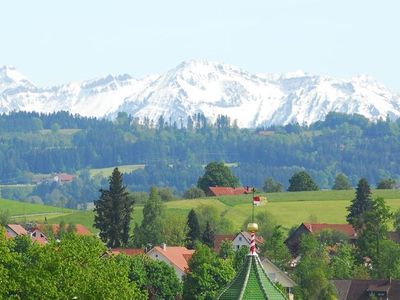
top-left (217, 221), bottom-right (289, 300)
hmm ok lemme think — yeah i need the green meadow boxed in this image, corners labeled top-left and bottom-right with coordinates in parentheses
top-left (2, 189), bottom-right (400, 233)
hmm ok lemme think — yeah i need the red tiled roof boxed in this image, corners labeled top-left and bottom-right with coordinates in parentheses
top-left (303, 223), bottom-right (357, 238)
top-left (214, 234), bottom-right (235, 252)
top-left (56, 173), bottom-right (75, 182)
top-left (38, 224), bottom-right (92, 236)
top-left (31, 236), bottom-right (48, 245)
top-left (208, 186), bottom-right (252, 196)
top-left (110, 248), bottom-right (144, 256)
top-left (150, 246), bottom-right (195, 273)
top-left (7, 224), bottom-right (28, 236)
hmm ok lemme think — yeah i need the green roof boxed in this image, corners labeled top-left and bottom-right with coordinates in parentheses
top-left (217, 254), bottom-right (289, 300)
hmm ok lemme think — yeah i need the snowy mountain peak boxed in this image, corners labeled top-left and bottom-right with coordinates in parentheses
top-left (0, 61), bottom-right (399, 127)
top-left (0, 65), bottom-right (32, 86)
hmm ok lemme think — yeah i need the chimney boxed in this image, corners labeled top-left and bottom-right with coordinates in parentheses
top-left (161, 243), bottom-right (167, 251)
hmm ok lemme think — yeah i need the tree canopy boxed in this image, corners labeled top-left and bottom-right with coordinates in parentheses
top-left (288, 171), bottom-right (319, 192)
top-left (332, 173), bottom-right (352, 190)
top-left (346, 178), bottom-right (373, 230)
top-left (197, 162), bottom-right (240, 193)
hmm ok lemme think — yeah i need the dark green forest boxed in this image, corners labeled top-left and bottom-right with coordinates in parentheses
top-left (0, 111), bottom-right (399, 202)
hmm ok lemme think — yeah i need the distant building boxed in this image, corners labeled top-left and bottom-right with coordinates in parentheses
top-left (29, 228), bottom-right (49, 245)
top-left (53, 173), bottom-right (75, 183)
top-left (207, 186), bottom-right (253, 197)
top-left (332, 279), bottom-right (400, 300)
top-left (147, 244), bottom-right (194, 279)
top-left (285, 223), bottom-right (357, 256)
top-left (213, 234), bottom-right (235, 253)
top-left (5, 224), bottom-right (28, 238)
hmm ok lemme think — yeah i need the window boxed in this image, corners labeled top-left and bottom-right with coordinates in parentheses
top-left (239, 237), bottom-right (242, 241)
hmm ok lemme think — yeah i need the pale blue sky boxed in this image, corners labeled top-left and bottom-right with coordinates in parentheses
top-left (1, 0), bottom-right (399, 90)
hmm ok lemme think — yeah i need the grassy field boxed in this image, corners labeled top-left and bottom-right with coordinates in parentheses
top-left (88, 164), bottom-right (145, 177)
top-left (2, 189), bottom-right (400, 234)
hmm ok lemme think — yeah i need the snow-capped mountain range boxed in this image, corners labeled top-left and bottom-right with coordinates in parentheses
top-left (1, 60), bottom-right (400, 127)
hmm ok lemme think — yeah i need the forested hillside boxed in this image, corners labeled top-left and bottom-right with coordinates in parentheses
top-left (0, 111), bottom-right (399, 197)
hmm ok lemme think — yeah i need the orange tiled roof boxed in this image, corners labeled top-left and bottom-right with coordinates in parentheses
top-left (303, 223), bottom-right (357, 238)
top-left (208, 186), bottom-right (252, 196)
top-left (37, 224), bottom-right (92, 236)
top-left (7, 224), bottom-right (28, 236)
top-left (31, 236), bottom-right (48, 245)
top-left (152, 246), bottom-right (195, 272)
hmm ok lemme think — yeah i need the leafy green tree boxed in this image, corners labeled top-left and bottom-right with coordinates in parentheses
top-left (332, 173), bottom-right (352, 190)
top-left (316, 229), bottom-right (349, 246)
top-left (377, 178), bottom-right (396, 189)
top-left (232, 246), bottom-right (249, 271)
top-left (394, 209), bottom-right (400, 233)
top-left (157, 187), bottom-right (175, 201)
top-left (183, 243), bottom-right (235, 300)
top-left (288, 171), bottom-right (319, 191)
top-left (261, 225), bottom-right (291, 270)
top-left (183, 187), bottom-right (206, 199)
top-left (0, 209), bottom-right (10, 226)
top-left (263, 177), bottom-right (283, 193)
top-left (119, 254), bottom-right (182, 299)
top-left (219, 240), bottom-right (234, 259)
top-left (330, 243), bottom-right (355, 279)
top-left (357, 197), bottom-right (392, 277)
top-left (202, 221), bottom-right (214, 248)
top-left (94, 168), bottom-right (134, 247)
top-left (135, 186), bottom-right (165, 247)
top-left (346, 178), bottom-right (373, 230)
top-left (294, 234), bottom-right (336, 300)
top-left (160, 215), bottom-right (187, 246)
top-left (197, 162), bottom-right (240, 193)
top-left (186, 209), bottom-right (201, 249)
top-left (377, 240), bottom-right (400, 279)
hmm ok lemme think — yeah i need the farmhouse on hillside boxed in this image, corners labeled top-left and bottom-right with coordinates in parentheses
top-left (285, 223), bottom-right (357, 256)
top-left (207, 186), bottom-right (253, 197)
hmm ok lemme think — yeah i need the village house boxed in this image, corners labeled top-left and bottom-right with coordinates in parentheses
top-left (285, 223), bottom-right (357, 256)
top-left (261, 257), bottom-right (296, 299)
top-left (37, 223), bottom-right (92, 236)
top-left (5, 224), bottom-right (28, 238)
top-left (53, 173), bottom-right (75, 183)
top-left (146, 244), bottom-right (194, 279)
top-left (207, 186), bottom-right (253, 197)
top-left (332, 279), bottom-right (400, 300)
top-left (214, 232), bottom-right (264, 252)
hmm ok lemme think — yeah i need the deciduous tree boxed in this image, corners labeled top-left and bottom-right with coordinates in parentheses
top-left (288, 171), bottom-right (319, 192)
top-left (197, 162), bottom-right (240, 193)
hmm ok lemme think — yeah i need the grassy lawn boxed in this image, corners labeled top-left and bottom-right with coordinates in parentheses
top-left (2, 189), bottom-right (400, 234)
top-left (88, 164), bottom-right (145, 177)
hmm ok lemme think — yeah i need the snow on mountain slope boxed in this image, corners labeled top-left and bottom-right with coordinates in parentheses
top-left (0, 61), bottom-right (399, 127)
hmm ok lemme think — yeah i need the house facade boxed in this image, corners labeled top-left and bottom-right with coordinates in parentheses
top-left (146, 244), bottom-right (195, 279)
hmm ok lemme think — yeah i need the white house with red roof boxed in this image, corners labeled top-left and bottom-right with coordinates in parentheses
top-left (147, 244), bottom-right (195, 279)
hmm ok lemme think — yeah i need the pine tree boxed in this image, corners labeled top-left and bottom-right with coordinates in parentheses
top-left (94, 168), bottom-right (133, 248)
top-left (136, 186), bottom-right (165, 247)
top-left (202, 221), bottom-right (214, 248)
top-left (346, 178), bottom-right (373, 230)
top-left (186, 209), bottom-right (200, 249)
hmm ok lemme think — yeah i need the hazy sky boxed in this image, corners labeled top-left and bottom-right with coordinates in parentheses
top-left (1, 0), bottom-right (399, 90)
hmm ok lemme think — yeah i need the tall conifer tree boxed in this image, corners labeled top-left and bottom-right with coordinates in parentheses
top-left (186, 209), bottom-right (200, 249)
top-left (346, 178), bottom-right (373, 230)
top-left (202, 221), bottom-right (214, 248)
top-left (94, 168), bottom-right (133, 247)
top-left (136, 186), bottom-right (165, 247)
